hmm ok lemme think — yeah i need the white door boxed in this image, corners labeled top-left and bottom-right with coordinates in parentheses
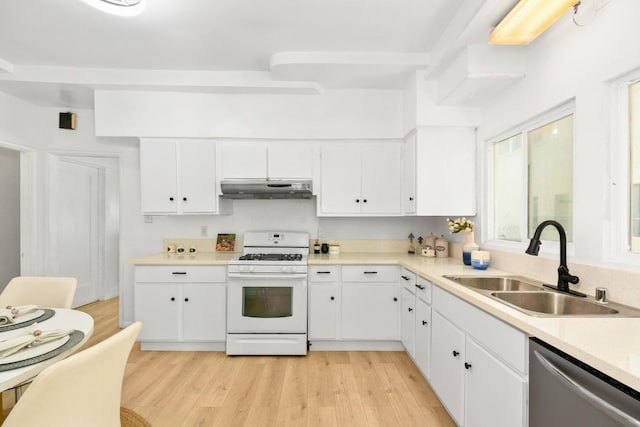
top-left (465, 337), bottom-right (526, 427)
top-left (430, 310), bottom-right (466, 426)
top-left (341, 284), bottom-right (399, 340)
top-left (320, 145), bottom-right (361, 214)
top-left (361, 144), bottom-right (403, 215)
top-left (400, 287), bottom-right (415, 356)
top-left (180, 140), bottom-right (217, 213)
top-left (57, 160), bottom-right (99, 307)
top-left (139, 139), bottom-right (178, 213)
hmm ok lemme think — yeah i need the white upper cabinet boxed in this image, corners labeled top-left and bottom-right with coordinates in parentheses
top-left (140, 139), bottom-right (223, 214)
top-left (320, 143), bottom-right (403, 216)
top-left (219, 143), bottom-right (267, 179)
top-left (403, 132), bottom-right (417, 214)
top-left (413, 127), bottom-right (476, 216)
top-left (219, 142), bottom-right (313, 180)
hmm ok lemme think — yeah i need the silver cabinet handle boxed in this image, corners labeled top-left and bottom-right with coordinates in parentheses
top-left (533, 350), bottom-right (640, 426)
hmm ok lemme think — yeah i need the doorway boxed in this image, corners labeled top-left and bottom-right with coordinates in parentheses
top-left (0, 147), bottom-right (20, 290)
top-left (47, 154), bottom-right (120, 307)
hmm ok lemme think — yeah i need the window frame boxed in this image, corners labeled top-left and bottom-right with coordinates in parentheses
top-left (485, 101), bottom-right (576, 256)
top-left (609, 69), bottom-right (640, 265)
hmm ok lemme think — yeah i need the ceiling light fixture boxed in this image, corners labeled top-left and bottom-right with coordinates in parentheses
top-left (489, 0), bottom-right (580, 45)
top-left (81, 0), bottom-right (146, 17)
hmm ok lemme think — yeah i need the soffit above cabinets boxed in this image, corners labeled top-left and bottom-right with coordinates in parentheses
top-left (0, 0), bottom-right (533, 108)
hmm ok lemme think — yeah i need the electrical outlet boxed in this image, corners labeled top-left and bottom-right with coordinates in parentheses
top-left (200, 225), bottom-right (208, 237)
top-left (144, 215), bottom-right (153, 224)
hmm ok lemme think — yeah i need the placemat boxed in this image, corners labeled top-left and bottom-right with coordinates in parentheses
top-left (0, 309), bottom-right (55, 332)
top-left (0, 330), bottom-right (84, 372)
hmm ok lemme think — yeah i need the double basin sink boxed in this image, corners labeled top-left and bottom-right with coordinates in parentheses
top-left (443, 275), bottom-right (640, 317)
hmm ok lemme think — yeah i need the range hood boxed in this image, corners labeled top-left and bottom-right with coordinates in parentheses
top-left (220, 179), bottom-right (313, 199)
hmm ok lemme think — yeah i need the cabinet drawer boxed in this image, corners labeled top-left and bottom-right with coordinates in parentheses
top-left (416, 276), bottom-right (432, 304)
top-left (400, 268), bottom-right (417, 292)
top-left (135, 266), bottom-right (226, 283)
top-left (433, 286), bottom-right (527, 374)
top-left (309, 266), bottom-right (339, 282)
top-left (342, 265), bottom-right (399, 283)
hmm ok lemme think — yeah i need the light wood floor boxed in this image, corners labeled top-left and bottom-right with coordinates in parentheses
top-left (14, 298), bottom-right (457, 427)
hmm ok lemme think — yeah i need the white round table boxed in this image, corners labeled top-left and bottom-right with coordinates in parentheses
top-left (0, 309), bottom-right (94, 392)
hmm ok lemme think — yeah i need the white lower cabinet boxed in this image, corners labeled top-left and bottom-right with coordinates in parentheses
top-left (400, 269), bottom-right (432, 379)
top-left (431, 311), bottom-right (466, 425)
top-left (430, 286), bottom-right (528, 427)
top-left (341, 283), bottom-right (399, 340)
top-left (308, 265), bottom-right (400, 346)
top-left (134, 266), bottom-right (226, 350)
top-left (308, 266), bottom-right (339, 340)
top-left (464, 337), bottom-right (526, 427)
top-left (401, 286), bottom-right (416, 356)
top-left (414, 297), bottom-right (431, 378)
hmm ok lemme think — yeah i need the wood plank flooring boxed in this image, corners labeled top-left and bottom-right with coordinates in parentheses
top-left (10, 298), bottom-right (456, 427)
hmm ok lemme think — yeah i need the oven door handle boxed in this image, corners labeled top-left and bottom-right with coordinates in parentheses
top-left (228, 273), bottom-right (308, 280)
top-left (533, 350), bottom-right (640, 426)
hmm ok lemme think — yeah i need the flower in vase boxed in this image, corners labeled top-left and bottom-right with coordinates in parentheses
top-left (447, 217), bottom-right (473, 234)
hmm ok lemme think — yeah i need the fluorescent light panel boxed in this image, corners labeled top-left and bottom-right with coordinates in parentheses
top-left (489, 0), bottom-right (580, 45)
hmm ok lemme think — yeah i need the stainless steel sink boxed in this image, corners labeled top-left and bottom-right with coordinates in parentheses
top-left (443, 275), bottom-right (543, 292)
top-left (443, 275), bottom-right (640, 317)
top-left (490, 291), bottom-right (620, 316)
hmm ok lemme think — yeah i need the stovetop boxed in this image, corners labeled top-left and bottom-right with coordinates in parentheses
top-left (238, 253), bottom-right (304, 262)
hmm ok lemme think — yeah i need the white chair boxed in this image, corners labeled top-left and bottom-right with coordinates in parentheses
top-left (0, 276), bottom-right (77, 309)
top-left (2, 322), bottom-right (142, 427)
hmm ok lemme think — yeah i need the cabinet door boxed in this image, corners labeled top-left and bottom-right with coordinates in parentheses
top-left (182, 284), bottom-right (226, 341)
top-left (268, 143), bottom-right (312, 179)
top-left (219, 143), bottom-right (268, 179)
top-left (414, 298), bottom-right (431, 379)
top-left (180, 140), bottom-right (217, 213)
top-left (308, 283), bottom-right (338, 340)
top-left (134, 284), bottom-right (180, 341)
top-left (341, 284), bottom-right (399, 340)
top-left (400, 287), bottom-right (415, 357)
top-left (430, 310), bottom-right (465, 426)
top-left (139, 139), bottom-right (178, 213)
top-left (360, 144), bottom-right (402, 215)
top-left (320, 145), bottom-right (362, 214)
top-left (465, 338), bottom-right (526, 427)
top-left (403, 134), bottom-right (417, 214)
top-left (415, 127), bottom-right (476, 216)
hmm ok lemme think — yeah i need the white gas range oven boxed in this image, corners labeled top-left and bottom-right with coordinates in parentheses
top-left (226, 231), bottom-right (309, 355)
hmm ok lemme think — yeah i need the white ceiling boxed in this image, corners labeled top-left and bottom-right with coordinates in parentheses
top-left (0, 0), bottom-right (515, 108)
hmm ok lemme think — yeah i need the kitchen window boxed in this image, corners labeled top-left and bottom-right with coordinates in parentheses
top-left (489, 106), bottom-right (574, 245)
top-left (612, 75), bottom-right (640, 258)
top-left (629, 80), bottom-right (640, 252)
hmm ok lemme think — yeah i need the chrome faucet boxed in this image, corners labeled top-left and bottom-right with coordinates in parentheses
top-left (525, 220), bottom-right (585, 297)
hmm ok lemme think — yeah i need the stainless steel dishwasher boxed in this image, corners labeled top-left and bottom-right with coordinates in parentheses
top-left (530, 338), bottom-right (640, 427)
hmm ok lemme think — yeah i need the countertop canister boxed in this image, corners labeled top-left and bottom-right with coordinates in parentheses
top-left (435, 236), bottom-right (449, 258)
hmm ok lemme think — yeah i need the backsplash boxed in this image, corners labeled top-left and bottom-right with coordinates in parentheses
top-left (162, 238), bottom-right (242, 254)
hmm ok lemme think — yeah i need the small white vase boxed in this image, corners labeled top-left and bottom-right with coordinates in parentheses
top-left (462, 231), bottom-right (479, 265)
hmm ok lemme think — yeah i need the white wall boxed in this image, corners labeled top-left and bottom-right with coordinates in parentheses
top-left (0, 147), bottom-right (20, 289)
top-left (477, 1), bottom-right (640, 293)
top-left (95, 89), bottom-right (404, 139)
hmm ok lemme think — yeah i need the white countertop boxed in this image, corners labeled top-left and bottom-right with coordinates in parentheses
top-left (129, 251), bottom-right (640, 391)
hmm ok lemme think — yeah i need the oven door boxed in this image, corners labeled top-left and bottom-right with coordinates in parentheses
top-left (227, 274), bottom-right (307, 334)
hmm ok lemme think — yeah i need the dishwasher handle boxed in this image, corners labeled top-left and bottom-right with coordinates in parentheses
top-left (533, 350), bottom-right (640, 427)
